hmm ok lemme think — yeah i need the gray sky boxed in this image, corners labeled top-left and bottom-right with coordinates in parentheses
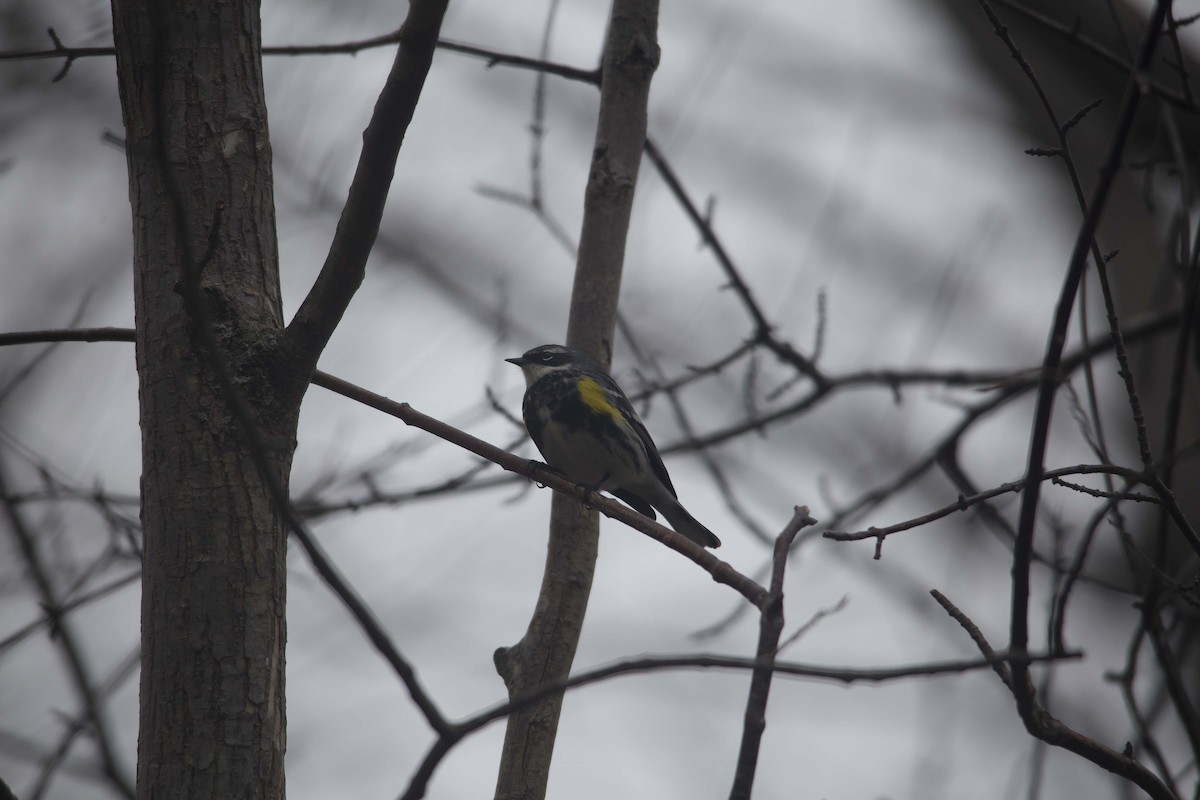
top-left (1, 0), bottom-right (1189, 798)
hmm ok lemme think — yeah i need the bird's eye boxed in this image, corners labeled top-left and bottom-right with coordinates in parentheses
top-left (541, 353), bottom-right (554, 362)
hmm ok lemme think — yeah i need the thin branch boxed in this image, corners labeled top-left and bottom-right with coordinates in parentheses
top-left (1111, 624), bottom-right (1183, 797)
top-left (283, 0), bottom-right (450, 377)
top-left (987, 0), bottom-right (1194, 109)
top-left (776, 595), bottom-right (850, 654)
top-left (931, 590), bottom-right (1013, 688)
top-left (0, 569), bottom-right (141, 656)
top-left (436, 38), bottom-right (598, 83)
top-left (0, 27), bottom-right (110, 81)
top-left (972, 4), bottom-right (1200, 784)
top-left (824, 463), bottom-right (1159, 544)
top-left (1143, 603), bottom-right (1200, 760)
top-left (0, 293), bottom-right (91, 406)
top-left (642, 138), bottom-right (824, 385)
top-left (395, 645), bottom-right (1079, 800)
top-left (1151, 101), bottom-right (1200, 565)
top-left (0, 464), bottom-right (135, 800)
top-left (0, 31), bottom-right (600, 85)
top-left (1162, 5), bottom-right (1195, 105)
top-left (26, 647), bottom-right (139, 800)
top-left (1049, 477), bottom-right (1157, 503)
top-left (979, 16), bottom-right (1200, 773)
top-left (0, 307), bottom-right (1183, 461)
top-left (729, 507), bottom-right (816, 800)
top-left (626, 345), bottom-right (774, 544)
top-left (932, 588), bottom-right (1178, 800)
top-left (0, 327), bottom-right (770, 604)
top-left (308, 370), bottom-right (771, 608)
top-left (674, 310), bottom-right (1182, 452)
top-left (1006, 0), bottom-right (1174, 718)
top-left (1050, 495), bottom-right (1130, 653)
top-left (293, 440), bottom-right (523, 519)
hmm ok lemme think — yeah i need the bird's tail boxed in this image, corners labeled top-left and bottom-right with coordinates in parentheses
top-left (657, 497), bottom-right (721, 549)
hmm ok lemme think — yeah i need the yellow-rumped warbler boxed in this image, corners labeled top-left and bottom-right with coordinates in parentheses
top-left (506, 344), bottom-right (721, 548)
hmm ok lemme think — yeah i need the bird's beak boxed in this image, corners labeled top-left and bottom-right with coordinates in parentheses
top-left (505, 357), bottom-right (526, 366)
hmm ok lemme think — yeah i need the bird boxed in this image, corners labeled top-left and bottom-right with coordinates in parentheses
top-left (506, 344), bottom-right (721, 548)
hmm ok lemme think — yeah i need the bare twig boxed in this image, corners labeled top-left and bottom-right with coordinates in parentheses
top-left (729, 507), bottom-right (817, 800)
top-left (396, 644), bottom-right (1078, 800)
top-left (1142, 602), bottom-right (1200, 761)
top-left (627, 345), bottom-right (774, 544)
top-left (931, 590), bottom-right (1013, 688)
top-left (1110, 624), bottom-right (1183, 797)
top-left (825, 463), bottom-right (1160, 544)
top-left (1004, 0), bottom-right (1174, 713)
top-left (0, 328), bottom-right (771, 604)
top-left (0, 570), bottom-right (141, 656)
top-left (986, 4), bottom-right (1197, 791)
top-left (25, 647), bottom-right (139, 800)
top-left (986, 0), bottom-right (1194, 109)
top-left (0, 30), bottom-right (600, 85)
top-left (932, 587), bottom-right (1178, 800)
top-left (0, 465), bottom-right (135, 799)
top-left (0, 308), bottom-right (1183, 460)
top-left (643, 138), bottom-right (824, 386)
top-left (776, 595), bottom-right (850, 654)
top-left (308, 370), bottom-right (771, 607)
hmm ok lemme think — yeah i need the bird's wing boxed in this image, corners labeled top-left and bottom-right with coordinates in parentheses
top-left (606, 386), bottom-right (678, 498)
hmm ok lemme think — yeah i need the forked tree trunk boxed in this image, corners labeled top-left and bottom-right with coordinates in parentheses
top-left (111, 1), bottom-right (301, 797)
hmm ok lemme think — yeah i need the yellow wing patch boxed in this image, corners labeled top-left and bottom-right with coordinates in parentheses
top-left (577, 377), bottom-right (627, 427)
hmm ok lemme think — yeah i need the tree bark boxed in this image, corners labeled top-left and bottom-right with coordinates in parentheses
top-left (111, 1), bottom-right (298, 797)
top-left (493, 2), bottom-right (660, 798)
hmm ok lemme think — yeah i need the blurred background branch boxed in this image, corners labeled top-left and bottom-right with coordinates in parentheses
top-left (2, 0), bottom-right (1200, 798)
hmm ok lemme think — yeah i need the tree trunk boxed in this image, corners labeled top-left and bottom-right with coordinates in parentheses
top-left (493, 2), bottom-right (661, 798)
top-left (110, 0), bottom-right (298, 797)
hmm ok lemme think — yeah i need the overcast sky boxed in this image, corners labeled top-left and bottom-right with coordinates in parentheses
top-left (1, 0), bottom-right (1191, 798)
